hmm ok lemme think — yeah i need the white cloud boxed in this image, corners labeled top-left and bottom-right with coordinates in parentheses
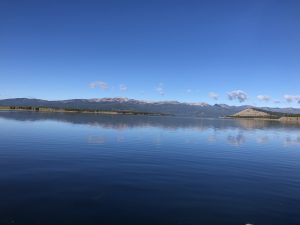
top-left (156, 83), bottom-right (164, 96)
top-left (284, 95), bottom-right (300, 103)
top-left (119, 84), bottom-right (128, 91)
top-left (208, 92), bottom-right (219, 100)
top-left (257, 95), bottom-right (271, 102)
top-left (89, 81), bottom-right (108, 90)
top-left (274, 100), bottom-right (281, 104)
top-left (186, 89), bottom-right (192, 93)
top-left (227, 90), bottom-right (248, 103)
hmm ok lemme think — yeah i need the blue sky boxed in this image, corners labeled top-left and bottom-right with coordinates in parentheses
top-left (1, 0), bottom-right (300, 107)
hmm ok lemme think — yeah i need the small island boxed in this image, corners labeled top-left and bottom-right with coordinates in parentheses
top-left (0, 106), bottom-right (170, 116)
top-left (227, 108), bottom-right (300, 123)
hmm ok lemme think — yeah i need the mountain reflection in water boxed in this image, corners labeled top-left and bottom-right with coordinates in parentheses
top-left (0, 111), bottom-right (300, 225)
top-left (0, 111), bottom-right (299, 148)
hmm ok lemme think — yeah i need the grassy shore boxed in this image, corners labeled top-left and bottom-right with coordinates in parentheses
top-left (0, 106), bottom-right (170, 116)
top-left (228, 117), bottom-right (300, 124)
top-left (226, 108), bottom-right (300, 124)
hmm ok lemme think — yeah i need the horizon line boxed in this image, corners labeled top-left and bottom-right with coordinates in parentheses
top-left (1, 97), bottom-right (300, 109)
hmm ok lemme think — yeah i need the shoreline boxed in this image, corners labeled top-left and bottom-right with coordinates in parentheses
top-left (225, 116), bottom-right (300, 124)
top-left (0, 106), bottom-right (170, 117)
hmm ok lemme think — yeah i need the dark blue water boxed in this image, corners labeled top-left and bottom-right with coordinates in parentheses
top-left (0, 111), bottom-right (300, 225)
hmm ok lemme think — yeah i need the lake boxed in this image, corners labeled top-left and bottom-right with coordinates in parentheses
top-left (0, 111), bottom-right (300, 225)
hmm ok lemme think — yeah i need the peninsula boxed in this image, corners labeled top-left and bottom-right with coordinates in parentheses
top-left (228, 108), bottom-right (300, 123)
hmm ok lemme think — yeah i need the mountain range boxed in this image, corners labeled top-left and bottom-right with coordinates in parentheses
top-left (1, 98), bottom-right (300, 118)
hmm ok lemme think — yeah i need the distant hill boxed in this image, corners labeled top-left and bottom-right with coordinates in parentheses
top-left (232, 108), bottom-right (274, 118)
top-left (0, 98), bottom-right (300, 118)
top-left (229, 108), bottom-right (300, 123)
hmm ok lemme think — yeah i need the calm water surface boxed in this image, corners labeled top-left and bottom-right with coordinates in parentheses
top-left (0, 111), bottom-right (300, 225)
